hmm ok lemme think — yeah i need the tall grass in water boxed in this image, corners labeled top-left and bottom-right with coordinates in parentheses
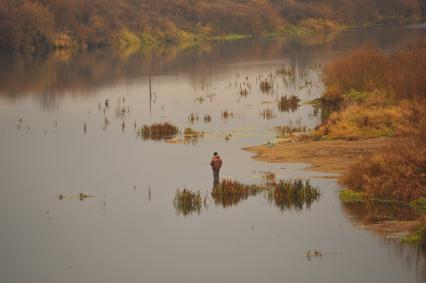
top-left (173, 189), bottom-right (202, 216)
top-left (137, 122), bottom-right (179, 141)
top-left (211, 179), bottom-right (321, 210)
top-left (211, 180), bottom-right (267, 207)
top-left (260, 79), bottom-right (273, 93)
top-left (278, 95), bottom-right (300, 112)
top-left (268, 179), bottom-right (321, 211)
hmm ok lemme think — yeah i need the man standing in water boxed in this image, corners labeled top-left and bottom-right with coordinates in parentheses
top-left (210, 152), bottom-right (223, 184)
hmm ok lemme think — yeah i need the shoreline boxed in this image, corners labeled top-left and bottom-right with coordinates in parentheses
top-left (243, 137), bottom-right (391, 175)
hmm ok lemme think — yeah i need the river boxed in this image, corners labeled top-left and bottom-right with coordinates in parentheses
top-left (1, 25), bottom-right (425, 283)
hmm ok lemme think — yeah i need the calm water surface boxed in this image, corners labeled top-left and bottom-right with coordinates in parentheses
top-left (1, 26), bottom-right (426, 283)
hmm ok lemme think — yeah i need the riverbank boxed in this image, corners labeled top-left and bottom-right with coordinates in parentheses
top-left (243, 138), bottom-right (390, 174)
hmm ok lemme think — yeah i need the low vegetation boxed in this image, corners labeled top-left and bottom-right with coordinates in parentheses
top-left (137, 122), bottom-right (179, 141)
top-left (268, 179), bottom-right (321, 211)
top-left (173, 189), bottom-right (202, 216)
top-left (2, 0), bottom-right (421, 51)
top-left (278, 95), bottom-right (300, 112)
top-left (211, 178), bottom-right (321, 210)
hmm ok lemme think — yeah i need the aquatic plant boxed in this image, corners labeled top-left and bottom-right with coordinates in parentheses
top-left (260, 79), bottom-right (273, 93)
top-left (221, 110), bottom-right (234, 120)
top-left (137, 122), bottom-right (179, 141)
top-left (115, 103), bottom-right (130, 119)
top-left (188, 113), bottom-right (199, 123)
top-left (173, 189), bottom-right (202, 216)
top-left (268, 179), bottom-right (321, 211)
top-left (278, 95), bottom-right (300, 112)
top-left (183, 128), bottom-right (204, 145)
top-left (261, 108), bottom-right (274, 120)
top-left (276, 67), bottom-right (295, 78)
top-left (203, 114), bottom-right (212, 123)
top-left (211, 179), bottom-right (267, 208)
top-left (275, 125), bottom-right (307, 137)
top-left (240, 88), bottom-right (248, 97)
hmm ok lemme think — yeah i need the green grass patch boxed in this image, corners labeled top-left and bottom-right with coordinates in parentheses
top-left (410, 198), bottom-right (426, 213)
top-left (339, 189), bottom-right (365, 202)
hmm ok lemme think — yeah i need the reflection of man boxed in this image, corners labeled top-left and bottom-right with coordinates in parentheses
top-left (210, 152), bottom-right (223, 184)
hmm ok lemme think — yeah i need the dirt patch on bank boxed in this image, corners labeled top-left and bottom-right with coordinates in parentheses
top-left (243, 138), bottom-right (391, 174)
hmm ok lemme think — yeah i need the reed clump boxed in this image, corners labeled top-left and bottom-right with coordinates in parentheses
top-left (203, 114), bottom-right (212, 123)
top-left (183, 128), bottom-right (204, 145)
top-left (211, 179), bottom-right (267, 207)
top-left (268, 179), bottom-right (321, 211)
top-left (137, 122), bottom-right (179, 141)
top-left (278, 95), bottom-right (300, 112)
top-left (221, 110), bottom-right (234, 120)
top-left (173, 189), bottom-right (202, 216)
top-left (260, 79), bottom-right (273, 93)
top-left (212, 178), bottom-right (321, 210)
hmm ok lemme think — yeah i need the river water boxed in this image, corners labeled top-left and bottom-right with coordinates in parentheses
top-left (1, 25), bottom-right (425, 283)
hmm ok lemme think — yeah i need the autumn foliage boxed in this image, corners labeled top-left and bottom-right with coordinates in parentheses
top-left (322, 41), bottom-right (426, 202)
top-left (0, 0), bottom-right (423, 51)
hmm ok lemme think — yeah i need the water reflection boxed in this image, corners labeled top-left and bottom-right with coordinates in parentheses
top-left (1, 25), bottom-right (423, 109)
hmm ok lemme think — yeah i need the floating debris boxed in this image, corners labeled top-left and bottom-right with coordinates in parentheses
top-left (306, 250), bottom-right (322, 260)
top-left (57, 193), bottom-right (93, 201)
top-left (173, 188), bottom-right (202, 216)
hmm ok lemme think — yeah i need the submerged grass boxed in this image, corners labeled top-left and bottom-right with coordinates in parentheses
top-left (173, 189), bottom-right (202, 216)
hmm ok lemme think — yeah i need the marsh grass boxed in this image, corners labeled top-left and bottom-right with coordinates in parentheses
top-left (137, 122), bottom-right (179, 141)
top-left (260, 79), bottom-right (273, 93)
top-left (173, 189), bottom-right (202, 216)
top-left (212, 178), bottom-right (321, 210)
top-left (278, 95), bottom-right (300, 112)
top-left (183, 127), bottom-right (204, 145)
top-left (276, 125), bottom-right (307, 137)
top-left (268, 179), bottom-right (321, 211)
top-left (211, 179), bottom-right (267, 207)
top-left (203, 114), bottom-right (212, 123)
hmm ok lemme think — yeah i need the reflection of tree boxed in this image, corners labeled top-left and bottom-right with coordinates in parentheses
top-left (0, 26), bottom-right (423, 110)
top-left (341, 201), bottom-right (417, 226)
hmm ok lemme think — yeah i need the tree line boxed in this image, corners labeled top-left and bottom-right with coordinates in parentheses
top-left (0, 0), bottom-right (423, 51)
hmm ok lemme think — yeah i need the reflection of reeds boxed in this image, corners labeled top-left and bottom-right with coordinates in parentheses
top-left (183, 128), bottom-right (204, 145)
top-left (268, 179), bottom-right (321, 211)
top-left (188, 113), bottom-right (199, 123)
top-left (276, 125), bottom-right (308, 137)
top-left (137, 122), bottom-right (179, 141)
top-left (173, 189), bottom-right (202, 216)
top-left (261, 108), bottom-right (274, 120)
top-left (278, 95), bottom-right (300, 112)
top-left (240, 88), bottom-right (248, 97)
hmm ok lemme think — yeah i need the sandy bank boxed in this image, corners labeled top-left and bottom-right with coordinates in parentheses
top-left (243, 138), bottom-right (391, 174)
